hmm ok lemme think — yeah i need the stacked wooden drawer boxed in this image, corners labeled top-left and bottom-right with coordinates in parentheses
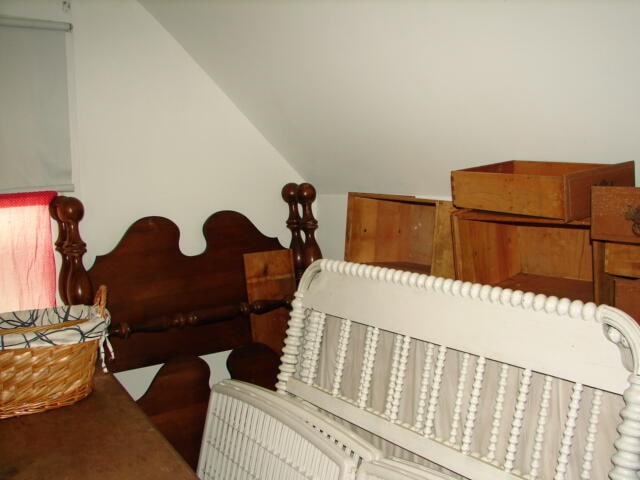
top-left (342, 161), bottom-right (639, 320)
top-left (450, 160), bottom-right (635, 304)
top-left (592, 186), bottom-right (640, 320)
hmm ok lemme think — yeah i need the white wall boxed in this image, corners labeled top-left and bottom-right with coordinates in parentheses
top-left (315, 193), bottom-right (348, 261)
top-left (70, 0), bottom-right (303, 261)
top-left (1, 0), bottom-right (304, 397)
top-left (139, 0), bottom-right (640, 262)
top-left (141, 1), bottom-right (640, 198)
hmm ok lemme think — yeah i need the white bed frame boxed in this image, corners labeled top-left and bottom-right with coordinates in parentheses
top-left (199, 259), bottom-right (640, 479)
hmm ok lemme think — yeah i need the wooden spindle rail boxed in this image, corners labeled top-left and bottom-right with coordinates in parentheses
top-left (108, 296), bottom-right (292, 338)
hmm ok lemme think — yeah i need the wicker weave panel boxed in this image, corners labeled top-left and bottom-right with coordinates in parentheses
top-left (0, 340), bottom-right (98, 418)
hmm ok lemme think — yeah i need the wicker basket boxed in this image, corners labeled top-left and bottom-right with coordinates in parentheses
top-left (0, 286), bottom-right (110, 419)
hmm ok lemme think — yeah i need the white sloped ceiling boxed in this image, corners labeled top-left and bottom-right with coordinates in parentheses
top-left (140, 0), bottom-right (640, 197)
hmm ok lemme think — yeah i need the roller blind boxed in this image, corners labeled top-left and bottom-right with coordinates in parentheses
top-left (0, 16), bottom-right (73, 193)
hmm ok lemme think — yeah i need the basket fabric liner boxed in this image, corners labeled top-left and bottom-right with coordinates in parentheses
top-left (0, 304), bottom-right (112, 370)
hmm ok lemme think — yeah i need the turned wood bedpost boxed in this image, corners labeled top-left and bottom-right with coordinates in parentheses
top-left (50, 196), bottom-right (93, 305)
top-left (282, 182), bottom-right (322, 282)
top-left (282, 183), bottom-right (305, 283)
top-left (49, 196), bottom-right (70, 304)
top-left (297, 183), bottom-right (322, 273)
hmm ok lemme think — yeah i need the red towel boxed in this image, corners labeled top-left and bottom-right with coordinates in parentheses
top-left (0, 191), bottom-right (57, 312)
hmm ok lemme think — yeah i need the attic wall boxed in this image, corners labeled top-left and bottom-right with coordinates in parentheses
top-left (72, 0), bottom-right (304, 261)
top-left (137, 1), bottom-right (640, 260)
top-left (141, 1), bottom-right (640, 198)
top-left (315, 193), bottom-right (348, 260)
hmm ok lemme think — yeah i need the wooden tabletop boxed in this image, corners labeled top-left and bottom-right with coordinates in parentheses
top-left (0, 372), bottom-right (198, 480)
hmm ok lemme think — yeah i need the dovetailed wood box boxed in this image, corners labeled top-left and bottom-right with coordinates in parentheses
top-left (451, 160), bottom-right (635, 221)
top-left (344, 192), bottom-right (455, 278)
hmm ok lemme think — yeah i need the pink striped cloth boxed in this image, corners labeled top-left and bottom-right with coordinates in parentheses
top-left (0, 191), bottom-right (57, 312)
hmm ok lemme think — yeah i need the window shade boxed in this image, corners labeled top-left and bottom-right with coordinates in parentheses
top-left (0, 16), bottom-right (73, 193)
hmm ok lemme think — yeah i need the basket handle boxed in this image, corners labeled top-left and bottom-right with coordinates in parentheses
top-left (94, 285), bottom-right (107, 318)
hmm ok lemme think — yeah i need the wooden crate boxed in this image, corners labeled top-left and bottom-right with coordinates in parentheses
top-left (452, 209), bottom-right (593, 302)
top-left (344, 193), bottom-right (455, 278)
top-left (451, 160), bottom-right (634, 221)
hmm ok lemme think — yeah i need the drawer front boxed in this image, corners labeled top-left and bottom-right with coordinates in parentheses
top-left (453, 161), bottom-right (634, 221)
top-left (605, 242), bottom-right (640, 277)
top-left (592, 186), bottom-right (640, 244)
top-left (614, 277), bottom-right (640, 322)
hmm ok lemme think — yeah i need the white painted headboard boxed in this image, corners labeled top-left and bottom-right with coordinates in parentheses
top-left (275, 259), bottom-right (640, 479)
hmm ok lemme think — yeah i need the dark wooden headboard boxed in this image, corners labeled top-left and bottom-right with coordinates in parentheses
top-left (48, 182), bottom-right (321, 469)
